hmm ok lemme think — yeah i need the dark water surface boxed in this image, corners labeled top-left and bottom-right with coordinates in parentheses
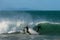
top-left (0, 34), bottom-right (60, 40)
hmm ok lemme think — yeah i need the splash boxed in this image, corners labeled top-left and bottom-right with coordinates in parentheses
top-left (0, 12), bottom-right (33, 34)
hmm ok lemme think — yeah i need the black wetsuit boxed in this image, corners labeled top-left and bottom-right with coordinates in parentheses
top-left (26, 26), bottom-right (29, 33)
top-left (37, 25), bottom-right (41, 32)
top-left (25, 26), bottom-right (31, 34)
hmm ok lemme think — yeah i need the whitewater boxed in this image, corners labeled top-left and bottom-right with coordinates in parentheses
top-left (0, 12), bottom-right (34, 34)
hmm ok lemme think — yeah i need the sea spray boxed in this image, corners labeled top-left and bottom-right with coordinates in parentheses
top-left (0, 12), bottom-right (33, 34)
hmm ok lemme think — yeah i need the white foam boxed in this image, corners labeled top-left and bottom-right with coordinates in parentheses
top-left (35, 21), bottom-right (60, 25)
top-left (0, 13), bottom-right (33, 34)
top-left (29, 28), bottom-right (39, 35)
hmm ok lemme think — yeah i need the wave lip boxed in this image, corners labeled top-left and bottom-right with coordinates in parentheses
top-left (35, 21), bottom-right (60, 25)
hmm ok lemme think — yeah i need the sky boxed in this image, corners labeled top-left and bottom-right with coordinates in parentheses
top-left (0, 0), bottom-right (60, 10)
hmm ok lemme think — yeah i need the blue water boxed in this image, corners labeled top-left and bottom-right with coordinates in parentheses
top-left (0, 11), bottom-right (60, 22)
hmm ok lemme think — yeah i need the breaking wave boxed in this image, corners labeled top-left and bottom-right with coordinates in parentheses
top-left (0, 12), bottom-right (33, 34)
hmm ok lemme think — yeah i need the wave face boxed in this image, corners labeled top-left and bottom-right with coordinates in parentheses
top-left (0, 11), bottom-right (33, 34)
top-left (33, 22), bottom-right (60, 35)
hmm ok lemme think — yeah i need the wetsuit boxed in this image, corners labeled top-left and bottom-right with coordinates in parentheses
top-left (37, 25), bottom-right (41, 32)
top-left (25, 26), bottom-right (31, 35)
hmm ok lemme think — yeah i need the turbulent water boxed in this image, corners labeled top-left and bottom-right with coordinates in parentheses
top-left (0, 11), bottom-right (34, 34)
top-left (0, 11), bottom-right (60, 40)
top-left (0, 34), bottom-right (60, 40)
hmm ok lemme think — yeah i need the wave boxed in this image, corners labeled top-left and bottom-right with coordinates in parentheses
top-left (33, 21), bottom-right (60, 35)
top-left (0, 11), bottom-right (60, 35)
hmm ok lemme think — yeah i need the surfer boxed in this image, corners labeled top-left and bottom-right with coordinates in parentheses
top-left (37, 24), bottom-right (41, 32)
top-left (23, 25), bottom-right (31, 35)
top-left (25, 26), bottom-right (31, 35)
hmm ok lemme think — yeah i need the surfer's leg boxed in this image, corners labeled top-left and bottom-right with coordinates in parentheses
top-left (27, 31), bottom-right (31, 35)
top-left (37, 27), bottom-right (40, 32)
top-left (37, 29), bottom-right (39, 32)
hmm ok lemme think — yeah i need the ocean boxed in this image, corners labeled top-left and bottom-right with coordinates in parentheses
top-left (0, 11), bottom-right (60, 40)
top-left (0, 34), bottom-right (60, 40)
